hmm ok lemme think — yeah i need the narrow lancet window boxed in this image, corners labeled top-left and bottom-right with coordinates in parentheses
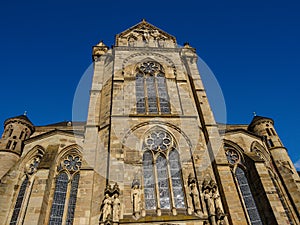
top-left (169, 150), bottom-right (185, 208)
top-left (136, 74), bottom-right (146, 114)
top-left (143, 152), bottom-right (156, 210)
top-left (156, 155), bottom-right (170, 209)
top-left (49, 172), bottom-right (69, 225)
top-left (66, 173), bottom-right (80, 224)
top-left (235, 167), bottom-right (263, 225)
top-left (10, 177), bottom-right (29, 225)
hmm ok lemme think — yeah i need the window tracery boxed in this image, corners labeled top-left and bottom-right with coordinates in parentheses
top-left (10, 153), bottom-right (43, 225)
top-left (142, 129), bottom-right (185, 214)
top-left (224, 146), bottom-right (263, 225)
top-left (135, 61), bottom-right (170, 114)
top-left (49, 154), bottom-right (82, 225)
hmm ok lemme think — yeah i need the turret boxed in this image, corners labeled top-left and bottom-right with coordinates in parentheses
top-left (248, 115), bottom-right (300, 214)
top-left (0, 114), bottom-right (34, 179)
top-left (248, 115), bottom-right (282, 149)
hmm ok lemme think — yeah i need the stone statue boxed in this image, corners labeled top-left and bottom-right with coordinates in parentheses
top-left (112, 193), bottom-right (121, 222)
top-left (202, 177), bottom-right (226, 225)
top-left (100, 193), bottom-right (112, 222)
top-left (211, 182), bottom-right (225, 223)
top-left (203, 187), bottom-right (214, 215)
top-left (188, 174), bottom-right (201, 216)
top-left (131, 180), bottom-right (141, 219)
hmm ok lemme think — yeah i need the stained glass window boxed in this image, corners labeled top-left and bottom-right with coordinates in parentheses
top-left (235, 167), bottom-right (263, 225)
top-left (66, 173), bottom-right (80, 225)
top-left (49, 154), bottom-right (82, 224)
top-left (225, 149), bottom-right (239, 164)
top-left (156, 155), bottom-right (170, 209)
top-left (169, 150), bottom-right (185, 208)
top-left (157, 74), bottom-right (170, 114)
top-left (10, 177), bottom-right (29, 225)
top-left (146, 76), bottom-right (158, 114)
top-left (143, 152), bottom-right (156, 210)
top-left (49, 172), bottom-right (68, 225)
top-left (135, 61), bottom-right (170, 114)
top-left (143, 130), bottom-right (185, 213)
top-left (136, 74), bottom-right (146, 114)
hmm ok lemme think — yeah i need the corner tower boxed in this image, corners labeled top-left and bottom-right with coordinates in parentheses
top-left (0, 114), bottom-right (34, 178)
top-left (249, 115), bottom-right (300, 216)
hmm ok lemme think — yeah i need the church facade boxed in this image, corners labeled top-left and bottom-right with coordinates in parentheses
top-left (0, 20), bottom-right (299, 225)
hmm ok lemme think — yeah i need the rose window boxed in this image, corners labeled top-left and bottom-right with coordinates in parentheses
top-left (140, 62), bottom-right (159, 74)
top-left (63, 155), bottom-right (82, 171)
top-left (145, 130), bottom-right (172, 151)
top-left (225, 149), bottom-right (240, 164)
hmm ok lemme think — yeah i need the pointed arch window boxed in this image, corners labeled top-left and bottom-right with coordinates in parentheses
top-left (225, 146), bottom-right (263, 225)
top-left (49, 155), bottom-right (82, 225)
top-left (10, 177), bottom-right (29, 225)
top-left (136, 61), bottom-right (170, 114)
top-left (10, 154), bottom-right (42, 225)
top-left (142, 129), bottom-right (185, 213)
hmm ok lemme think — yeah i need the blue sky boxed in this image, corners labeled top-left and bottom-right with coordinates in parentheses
top-left (0, 1), bottom-right (299, 167)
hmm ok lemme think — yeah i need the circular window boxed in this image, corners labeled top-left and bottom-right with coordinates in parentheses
top-left (145, 130), bottom-right (172, 151)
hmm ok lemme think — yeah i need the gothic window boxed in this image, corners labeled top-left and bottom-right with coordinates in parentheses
top-left (10, 177), bottom-right (29, 225)
top-left (49, 154), bottom-right (82, 225)
top-left (135, 61), bottom-right (170, 114)
top-left (169, 150), bottom-right (185, 208)
top-left (10, 154), bottom-right (42, 225)
top-left (235, 167), bottom-right (263, 225)
top-left (225, 146), bottom-right (263, 225)
top-left (66, 173), bottom-right (80, 224)
top-left (142, 129), bottom-right (185, 212)
top-left (143, 152), bottom-right (156, 210)
top-left (156, 155), bottom-right (170, 209)
top-left (49, 172), bottom-right (69, 224)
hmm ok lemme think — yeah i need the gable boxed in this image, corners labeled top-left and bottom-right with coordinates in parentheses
top-left (115, 19), bottom-right (177, 48)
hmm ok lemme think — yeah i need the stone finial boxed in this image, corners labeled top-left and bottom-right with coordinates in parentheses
top-left (92, 41), bottom-right (109, 60)
top-left (183, 42), bottom-right (196, 53)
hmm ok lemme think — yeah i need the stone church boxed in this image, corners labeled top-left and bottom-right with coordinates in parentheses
top-left (0, 20), bottom-right (299, 225)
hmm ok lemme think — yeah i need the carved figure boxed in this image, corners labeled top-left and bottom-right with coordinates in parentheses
top-left (211, 183), bottom-right (225, 221)
top-left (188, 174), bottom-right (201, 215)
top-left (100, 193), bottom-right (112, 222)
top-left (202, 177), bottom-right (226, 225)
top-left (112, 193), bottom-right (121, 222)
top-left (203, 187), bottom-right (214, 215)
top-left (131, 183), bottom-right (141, 219)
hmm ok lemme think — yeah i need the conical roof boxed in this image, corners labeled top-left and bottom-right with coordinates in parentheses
top-left (248, 115), bottom-right (274, 131)
top-left (4, 114), bottom-right (35, 132)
